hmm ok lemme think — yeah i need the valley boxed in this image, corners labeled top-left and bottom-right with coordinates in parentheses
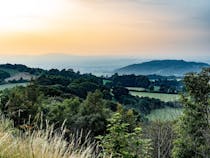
top-left (0, 62), bottom-right (208, 158)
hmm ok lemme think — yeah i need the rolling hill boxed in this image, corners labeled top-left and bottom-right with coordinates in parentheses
top-left (0, 64), bottom-right (44, 84)
top-left (115, 60), bottom-right (209, 76)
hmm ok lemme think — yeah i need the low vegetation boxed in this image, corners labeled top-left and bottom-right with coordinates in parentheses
top-left (0, 65), bottom-right (209, 158)
top-left (0, 115), bottom-right (96, 158)
top-left (173, 68), bottom-right (210, 157)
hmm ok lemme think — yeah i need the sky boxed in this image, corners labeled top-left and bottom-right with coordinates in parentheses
top-left (0, 0), bottom-right (209, 59)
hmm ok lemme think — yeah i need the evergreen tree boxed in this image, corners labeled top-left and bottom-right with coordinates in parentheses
top-left (75, 90), bottom-right (111, 136)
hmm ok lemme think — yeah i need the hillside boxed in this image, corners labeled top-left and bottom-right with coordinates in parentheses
top-left (0, 64), bottom-right (44, 84)
top-left (115, 60), bottom-right (209, 76)
top-left (0, 64), bottom-right (209, 158)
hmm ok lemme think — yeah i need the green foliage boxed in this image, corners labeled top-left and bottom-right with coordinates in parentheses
top-left (44, 97), bottom-right (81, 128)
top-left (42, 90), bottom-right (112, 137)
top-left (36, 69), bottom-right (104, 99)
top-left (0, 83), bottom-right (44, 126)
top-left (0, 70), bottom-right (10, 82)
top-left (119, 94), bottom-right (177, 115)
top-left (97, 112), bottom-right (152, 158)
top-left (0, 80), bottom-right (115, 138)
top-left (0, 63), bottom-right (44, 75)
top-left (110, 74), bottom-right (150, 88)
top-left (74, 90), bottom-right (111, 136)
top-left (68, 80), bottom-right (99, 98)
top-left (116, 105), bottom-right (143, 132)
top-left (152, 79), bottom-right (182, 94)
top-left (173, 68), bottom-right (210, 158)
top-left (112, 86), bottom-right (129, 100)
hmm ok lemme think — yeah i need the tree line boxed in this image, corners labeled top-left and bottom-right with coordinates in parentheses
top-left (0, 67), bottom-right (209, 157)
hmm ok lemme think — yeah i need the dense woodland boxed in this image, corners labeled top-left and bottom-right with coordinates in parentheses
top-left (0, 65), bottom-right (209, 157)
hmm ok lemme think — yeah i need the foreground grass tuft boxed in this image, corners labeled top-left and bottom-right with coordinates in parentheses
top-left (0, 116), bottom-right (97, 158)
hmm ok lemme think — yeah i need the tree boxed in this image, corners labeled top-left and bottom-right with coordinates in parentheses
top-left (0, 70), bottom-right (10, 82)
top-left (74, 90), bottom-right (111, 136)
top-left (98, 112), bottom-right (152, 158)
top-left (173, 68), bottom-right (210, 158)
top-left (0, 83), bottom-right (44, 127)
top-left (145, 121), bottom-right (175, 158)
top-left (44, 97), bottom-right (81, 129)
top-left (112, 86), bottom-right (129, 101)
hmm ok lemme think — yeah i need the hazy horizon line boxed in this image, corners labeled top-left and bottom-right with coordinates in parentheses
top-left (0, 52), bottom-right (210, 59)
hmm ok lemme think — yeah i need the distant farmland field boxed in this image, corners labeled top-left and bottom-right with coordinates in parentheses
top-left (126, 87), bottom-right (146, 92)
top-left (146, 107), bottom-right (183, 121)
top-left (0, 83), bottom-right (28, 90)
top-left (103, 79), bottom-right (112, 85)
top-left (130, 91), bottom-right (179, 102)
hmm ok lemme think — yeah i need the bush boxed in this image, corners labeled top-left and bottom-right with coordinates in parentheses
top-left (97, 113), bottom-right (152, 158)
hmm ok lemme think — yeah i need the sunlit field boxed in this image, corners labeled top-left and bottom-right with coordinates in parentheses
top-left (0, 83), bottom-right (28, 90)
top-left (126, 87), bottom-right (146, 92)
top-left (146, 107), bottom-right (183, 121)
top-left (130, 91), bottom-right (179, 102)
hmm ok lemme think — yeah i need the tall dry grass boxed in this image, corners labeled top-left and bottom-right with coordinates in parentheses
top-left (0, 115), bottom-right (98, 158)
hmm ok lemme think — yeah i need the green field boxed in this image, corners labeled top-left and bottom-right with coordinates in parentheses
top-left (146, 107), bottom-right (183, 121)
top-left (103, 79), bottom-right (112, 85)
top-left (0, 83), bottom-right (28, 90)
top-left (126, 87), bottom-right (146, 92)
top-left (130, 91), bottom-right (179, 102)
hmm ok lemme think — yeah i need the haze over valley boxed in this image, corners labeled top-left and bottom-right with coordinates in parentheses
top-left (0, 0), bottom-right (209, 158)
top-left (1, 54), bottom-right (209, 76)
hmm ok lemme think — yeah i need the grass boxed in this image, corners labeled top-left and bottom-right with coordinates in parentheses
top-left (0, 115), bottom-right (98, 158)
top-left (130, 91), bottom-right (179, 102)
top-left (153, 86), bottom-right (160, 92)
top-left (0, 83), bottom-right (28, 90)
top-left (103, 79), bottom-right (112, 85)
top-left (126, 87), bottom-right (146, 92)
top-left (146, 107), bottom-right (183, 121)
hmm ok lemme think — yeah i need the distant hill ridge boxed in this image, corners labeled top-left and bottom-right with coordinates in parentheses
top-left (115, 60), bottom-right (209, 76)
top-left (0, 64), bottom-right (44, 83)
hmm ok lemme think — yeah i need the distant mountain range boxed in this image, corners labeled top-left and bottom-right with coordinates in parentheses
top-left (115, 60), bottom-right (209, 76)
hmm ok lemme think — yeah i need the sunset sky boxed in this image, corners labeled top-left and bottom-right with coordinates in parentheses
top-left (0, 0), bottom-right (209, 58)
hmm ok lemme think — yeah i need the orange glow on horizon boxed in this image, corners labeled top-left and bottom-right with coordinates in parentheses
top-left (0, 0), bottom-right (209, 57)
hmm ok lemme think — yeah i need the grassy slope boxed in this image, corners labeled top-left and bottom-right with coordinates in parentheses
top-left (102, 79), bottom-right (112, 85)
top-left (130, 91), bottom-right (179, 102)
top-left (126, 87), bottom-right (146, 92)
top-left (0, 83), bottom-right (28, 90)
top-left (0, 65), bottom-right (38, 80)
top-left (129, 89), bottom-right (182, 121)
top-left (5, 72), bottom-right (36, 82)
top-left (0, 116), bottom-right (96, 158)
top-left (146, 107), bottom-right (183, 121)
